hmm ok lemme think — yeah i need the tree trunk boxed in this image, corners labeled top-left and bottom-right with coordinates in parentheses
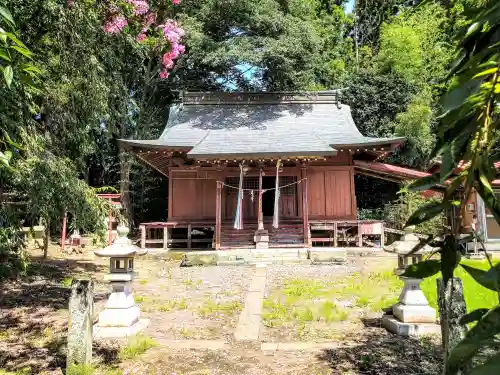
top-left (437, 277), bottom-right (470, 375)
top-left (43, 221), bottom-right (50, 258)
top-left (119, 142), bottom-right (133, 228)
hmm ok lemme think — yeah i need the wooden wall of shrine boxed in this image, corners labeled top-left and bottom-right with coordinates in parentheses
top-left (307, 166), bottom-right (356, 220)
top-left (167, 158), bottom-right (357, 222)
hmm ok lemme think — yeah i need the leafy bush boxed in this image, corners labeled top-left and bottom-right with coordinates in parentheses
top-left (384, 188), bottom-right (445, 236)
top-left (0, 208), bottom-right (28, 279)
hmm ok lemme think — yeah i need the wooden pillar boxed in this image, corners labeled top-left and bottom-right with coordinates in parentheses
top-left (301, 163), bottom-right (310, 247)
top-left (215, 181), bottom-right (222, 250)
top-left (380, 222), bottom-right (385, 248)
top-left (187, 224), bottom-right (192, 249)
top-left (61, 211), bottom-right (68, 251)
top-left (107, 207), bottom-right (113, 246)
top-left (333, 222), bottom-right (338, 247)
top-left (258, 168), bottom-right (264, 230)
top-left (358, 222), bottom-right (363, 247)
top-left (140, 225), bottom-right (146, 249)
top-left (163, 226), bottom-right (168, 250)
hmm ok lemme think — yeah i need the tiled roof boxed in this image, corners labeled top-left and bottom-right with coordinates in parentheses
top-left (120, 92), bottom-right (404, 158)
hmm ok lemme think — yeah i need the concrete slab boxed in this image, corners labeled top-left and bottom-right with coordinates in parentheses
top-left (234, 268), bottom-right (267, 342)
top-left (93, 318), bottom-right (150, 339)
top-left (382, 315), bottom-right (441, 337)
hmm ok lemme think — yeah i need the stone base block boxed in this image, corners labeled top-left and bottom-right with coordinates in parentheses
top-left (93, 318), bottom-right (150, 339)
top-left (382, 315), bottom-right (440, 337)
top-left (308, 248), bottom-right (347, 264)
top-left (393, 303), bottom-right (436, 323)
top-left (97, 305), bottom-right (140, 327)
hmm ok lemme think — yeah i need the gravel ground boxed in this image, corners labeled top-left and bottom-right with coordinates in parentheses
top-left (133, 264), bottom-right (254, 341)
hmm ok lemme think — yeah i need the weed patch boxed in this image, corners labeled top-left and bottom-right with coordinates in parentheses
top-left (197, 299), bottom-right (242, 318)
top-left (119, 334), bottom-right (158, 360)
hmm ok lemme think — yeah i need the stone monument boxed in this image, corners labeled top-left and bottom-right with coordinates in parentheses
top-left (67, 279), bottom-right (93, 368)
top-left (382, 277), bottom-right (440, 336)
top-left (93, 223), bottom-right (149, 338)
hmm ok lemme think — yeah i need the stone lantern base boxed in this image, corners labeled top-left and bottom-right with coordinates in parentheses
top-left (382, 277), bottom-right (440, 337)
top-left (93, 280), bottom-right (150, 339)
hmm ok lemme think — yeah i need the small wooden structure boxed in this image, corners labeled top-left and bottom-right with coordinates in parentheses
top-left (121, 92), bottom-right (404, 250)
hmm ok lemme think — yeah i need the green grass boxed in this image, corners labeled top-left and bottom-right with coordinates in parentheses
top-left (66, 364), bottom-right (96, 375)
top-left (119, 334), bottom-right (158, 360)
top-left (197, 299), bottom-right (242, 318)
top-left (61, 276), bottom-right (73, 288)
top-left (157, 297), bottom-right (188, 312)
top-left (0, 368), bottom-right (31, 375)
top-left (263, 259), bottom-right (500, 331)
top-left (65, 364), bottom-right (121, 375)
top-left (421, 259), bottom-right (500, 313)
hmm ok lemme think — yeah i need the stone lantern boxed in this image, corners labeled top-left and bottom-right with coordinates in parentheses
top-left (93, 224), bottom-right (149, 338)
top-left (382, 226), bottom-right (439, 336)
top-left (385, 226), bottom-right (433, 274)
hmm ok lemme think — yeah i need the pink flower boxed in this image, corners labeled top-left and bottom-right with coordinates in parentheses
top-left (162, 54), bottom-right (175, 69)
top-left (104, 15), bottom-right (128, 34)
top-left (136, 33), bottom-right (147, 42)
top-left (128, 0), bottom-right (149, 15)
top-left (159, 70), bottom-right (169, 79)
top-left (159, 20), bottom-right (185, 43)
top-left (173, 43), bottom-right (185, 54)
top-left (172, 0), bottom-right (181, 4)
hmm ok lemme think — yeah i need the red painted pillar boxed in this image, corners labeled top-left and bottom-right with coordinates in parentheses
top-left (301, 163), bottom-right (310, 247)
top-left (61, 211), bottom-right (67, 251)
top-left (215, 181), bottom-right (222, 250)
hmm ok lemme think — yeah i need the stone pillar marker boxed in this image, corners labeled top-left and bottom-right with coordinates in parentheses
top-left (382, 277), bottom-right (440, 336)
top-left (67, 279), bottom-right (93, 368)
top-left (93, 224), bottom-right (149, 338)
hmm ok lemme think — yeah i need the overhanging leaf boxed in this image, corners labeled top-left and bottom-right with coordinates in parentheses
top-left (401, 259), bottom-right (441, 279)
top-left (406, 201), bottom-right (445, 227)
top-left (460, 263), bottom-right (500, 292)
top-left (476, 180), bottom-right (500, 225)
top-left (0, 48), bottom-right (11, 62)
top-left (406, 173), bottom-right (441, 192)
top-left (3, 65), bottom-right (13, 88)
top-left (441, 235), bottom-right (461, 286)
top-left (10, 45), bottom-right (33, 58)
top-left (447, 305), bottom-right (500, 374)
top-left (0, 5), bottom-right (15, 27)
top-left (468, 351), bottom-right (500, 375)
top-left (460, 308), bottom-right (489, 325)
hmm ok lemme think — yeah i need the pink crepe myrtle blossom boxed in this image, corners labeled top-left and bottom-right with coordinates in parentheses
top-left (172, 0), bottom-right (181, 4)
top-left (128, 0), bottom-right (149, 15)
top-left (104, 15), bottom-right (128, 33)
top-left (136, 33), bottom-right (147, 42)
top-left (159, 70), bottom-right (169, 79)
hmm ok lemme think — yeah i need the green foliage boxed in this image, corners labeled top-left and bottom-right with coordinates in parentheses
top-left (119, 335), bottom-right (158, 360)
top-left (0, 207), bottom-right (28, 279)
top-left (178, 0), bottom-right (352, 90)
top-left (402, 259), bottom-right (442, 279)
top-left (402, 1), bottom-right (500, 373)
top-left (385, 187), bottom-right (445, 236)
top-left (66, 364), bottom-right (96, 375)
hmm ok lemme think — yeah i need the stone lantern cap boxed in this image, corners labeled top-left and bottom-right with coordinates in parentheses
top-left (94, 224), bottom-right (147, 258)
top-left (385, 226), bottom-right (433, 254)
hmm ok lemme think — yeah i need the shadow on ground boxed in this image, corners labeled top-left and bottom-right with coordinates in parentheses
top-left (0, 257), bottom-right (114, 374)
top-left (317, 328), bottom-right (443, 375)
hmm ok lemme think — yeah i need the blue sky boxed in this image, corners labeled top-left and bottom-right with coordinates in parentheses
top-left (345, 0), bottom-right (355, 14)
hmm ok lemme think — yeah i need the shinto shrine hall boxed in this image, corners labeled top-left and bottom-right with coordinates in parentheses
top-left (120, 91), bottom-right (405, 252)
